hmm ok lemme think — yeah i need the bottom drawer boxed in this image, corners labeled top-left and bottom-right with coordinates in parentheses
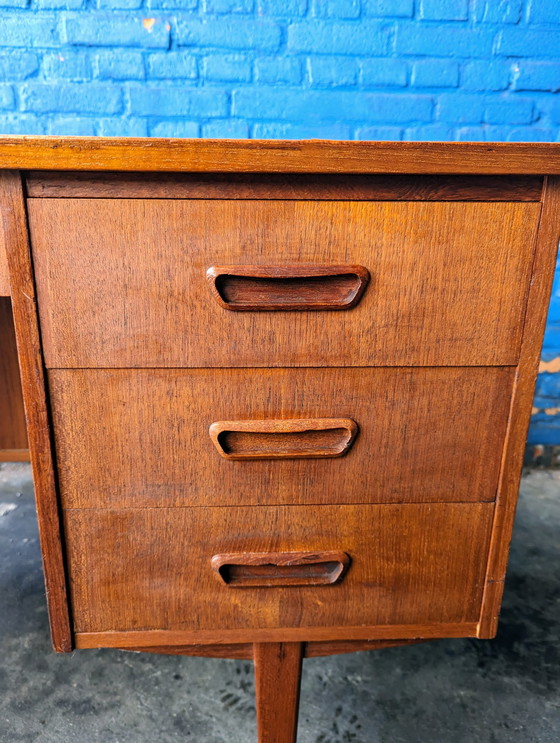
top-left (65, 503), bottom-right (494, 644)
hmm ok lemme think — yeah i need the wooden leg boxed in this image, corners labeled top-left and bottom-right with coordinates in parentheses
top-left (253, 642), bottom-right (304, 743)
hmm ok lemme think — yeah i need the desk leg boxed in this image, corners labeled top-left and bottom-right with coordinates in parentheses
top-left (254, 642), bottom-right (304, 743)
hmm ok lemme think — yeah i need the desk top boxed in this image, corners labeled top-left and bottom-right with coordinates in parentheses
top-left (0, 137), bottom-right (559, 174)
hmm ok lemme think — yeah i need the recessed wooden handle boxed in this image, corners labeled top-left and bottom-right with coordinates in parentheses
top-left (206, 264), bottom-right (369, 311)
top-left (211, 551), bottom-right (351, 588)
top-left (209, 418), bottom-right (358, 460)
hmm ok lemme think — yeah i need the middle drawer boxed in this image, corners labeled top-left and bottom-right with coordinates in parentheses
top-left (49, 366), bottom-right (514, 509)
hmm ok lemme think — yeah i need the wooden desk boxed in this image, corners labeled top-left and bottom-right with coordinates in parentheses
top-left (2, 138), bottom-right (560, 743)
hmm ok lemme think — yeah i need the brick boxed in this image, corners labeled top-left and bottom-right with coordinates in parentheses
top-left (461, 61), bottom-right (510, 91)
top-left (471, 0), bottom-right (522, 23)
top-left (63, 15), bottom-right (170, 48)
top-left (354, 126), bottom-right (403, 139)
top-left (403, 124), bottom-right (455, 140)
top-left (254, 57), bottom-right (301, 84)
top-left (256, 0), bottom-right (307, 16)
top-left (454, 126), bottom-right (486, 141)
top-left (149, 120), bottom-right (200, 137)
top-left (437, 94), bottom-right (485, 123)
top-left (497, 29), bottom-right (560, 58)
top-left (177, 18), bottom-right (281, 51)
top-left (507, 127), bottom-right (557, 141)
top-left (0, 13), bottom-right (60, 47)
top-left (310, 0), bottom-right (360, 19)
top-left (513, 63), bottom-right (560, 93)
top-left (202, 119), bottom-right (249, 137)
top-left (129, 85), bottom-right (228, 116)
top-left (203, 0), bottom-right (253, 11)
top-left (411, 60), bottom-right (459, 88)
top-left (540, 99), bottom-right (560, 124)
top-left (0, 114), bottom-right (45, 134)
top-left (535, 373), bottom-right (560, 399)
top-left (234, 87), bottom-right (433, 122)
top-left (35, 0), bottom-right (84, 7)
top-left (543, 326), bottom-right (560, 351)
top-left (95, 52), bottom-right (145, 80)
top-left (419, 0), bottom-right (468, 21)
top-left (146, 0), bottom-right (197, 7)
top-left (288, 21), bottom-right (391, 55)
top-left (203, 54), bottom-right (251, 82)
top-left (528, 0), bottom-right (560, 23)
top-left (98, 117), bottom-right (148, 136)
top-left (42, 52), bottom-right (91, 80)
top-left (21, 83), bottom-right (122, 114)
top-left (527, 423), bottom-right (560, 445)
top-left (252, 122), bottom-right (352, 139)
top-left (147, 53), bottom-right (197, 80)
top-left (0, 85), bottom-right (15, 110)
top-left (306, 57), bottom-right (358, 87)
top-left (48, 116), bottom-right (97, 135)
top-left (362, 0), bottom-right (413, 17)
top-left (0, 52), bottom-right (39, 80)
top-left (484, 99), bottom-right (534, 125)
top-left (360, 58), bottom-right (407, 87)
top-left (396, 25), bottom-right (494, 58)
top-left (97, 0), bottom-right (142, 6)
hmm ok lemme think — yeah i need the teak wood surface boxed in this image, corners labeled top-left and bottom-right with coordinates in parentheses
top-left (48, 367), bottom-right (513, 508)
top-left (0, 137), bottom-right (558, 173)
top-left (63, 503), bottom-right (493, 638)
top-left (2, 140), bottom-right (560, 743)
top-left (28, 198), bottom-right (538, 368)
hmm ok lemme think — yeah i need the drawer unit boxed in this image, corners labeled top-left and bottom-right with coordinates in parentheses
top-left (65, 503), bottom-right (494, 642)
top-left (49, 366), bottom-right (514, 508)
top-left (29, 197), bottom-right (539, 368)
top-left (3, 140), bottom-right (560, 743)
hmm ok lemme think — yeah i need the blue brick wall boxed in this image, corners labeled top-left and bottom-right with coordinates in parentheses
top-left (0, 1), bottom-right (559, 442)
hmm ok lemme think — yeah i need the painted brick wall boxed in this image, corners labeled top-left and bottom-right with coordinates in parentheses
top-left (0, 1), bottom-right (559, 442)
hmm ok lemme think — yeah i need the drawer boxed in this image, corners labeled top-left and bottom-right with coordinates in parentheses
top-left (29, 198), bottom-right (539, 368)
top-left (48, 366), bottom-right (514, 508)
top-left (65, 503), bottom-right (494, 637)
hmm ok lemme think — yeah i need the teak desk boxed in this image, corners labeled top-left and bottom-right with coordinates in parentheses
top-left (1, 138), bottom-right (560, 743)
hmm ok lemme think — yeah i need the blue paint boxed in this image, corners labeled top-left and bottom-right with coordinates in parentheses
top-left (0, 2), bottom-right (558, 441)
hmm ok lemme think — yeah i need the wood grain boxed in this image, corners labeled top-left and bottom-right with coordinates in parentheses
top-left (63, 503), bottom-right (493, 636)
top-left (478, 176), bottom-right (560, 639)
top-left (25, 172), bottom-right (544, 201)
top-left (254, 642), bottom-right (303, 743)
top-left (118, 639), bottom-right (424, 659)
top-left (209, 418), bottom-right (359, 460)
top-left (0, 138), bottom-right (557, 173)
top-left (0, 228), bottom-right (9, 295)
top-left (207, 264), bottom-right (370, 311)
top-left (0, 171), bottom-right (71, 652)
top-left (76, 622), bottom-right (480, 649)
top-left (0, 297), bottom-right (28, 456)
top-left (29, 199), bottom-right (539, 368)
top-left (48, 367), bottom-right (513, 508)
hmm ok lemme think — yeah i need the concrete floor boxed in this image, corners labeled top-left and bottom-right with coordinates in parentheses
top-left (0, 463), bottom-right (559, 743)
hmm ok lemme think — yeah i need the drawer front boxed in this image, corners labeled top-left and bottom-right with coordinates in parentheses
top-left (65, 503), bottom-right (493, 635)
top-left (49, 366), bottom-right (514, 508)
top-left (29, 198), bottom-right (539, 368)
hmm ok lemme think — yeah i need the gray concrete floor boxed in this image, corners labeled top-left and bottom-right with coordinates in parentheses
top-left (0, 463), bottom-right (559, 743)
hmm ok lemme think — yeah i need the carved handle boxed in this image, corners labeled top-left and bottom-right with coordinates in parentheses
top-left (206, 264), bottom-right (369, 311)
top-left (211, 551), bottom-right (351, 588)
top-left (209, 418), bottom-right (358, 460)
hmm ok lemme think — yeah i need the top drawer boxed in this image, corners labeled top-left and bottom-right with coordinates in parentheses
top-left (28, 195), bottom-right (539, 368)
